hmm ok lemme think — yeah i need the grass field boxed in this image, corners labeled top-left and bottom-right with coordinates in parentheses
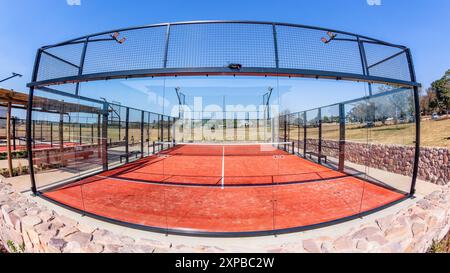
top-left (289, 118), bottom-right (450, 148)
top-left (1, 118), bottom-right (449, 148)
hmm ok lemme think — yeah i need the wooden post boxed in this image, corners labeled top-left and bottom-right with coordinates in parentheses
top-left (6, 101), bottom-right (14, 177)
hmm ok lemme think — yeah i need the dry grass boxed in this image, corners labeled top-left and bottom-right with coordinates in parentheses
top-left (290, 119), bottom-right (450, 148)
top-left (428, 232), bottom-right (450, 253)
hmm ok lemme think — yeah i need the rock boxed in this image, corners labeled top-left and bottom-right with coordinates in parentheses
top-left (333, 237), bottom-right (354, 251)
top-left (376, 215), bottom-right (395, 231)
top-left (351, 226), bottom-right (381, 239)
top-left (66, 232), bottom-right (92, 248)
top-left (21, 215), bottom-right (43, 228)
top-left (356, 240), bottom-right (368, 251)
top-left (411, 222), bottom-right (426, 237)
top-left (47, 238), bottom-right (66, 252)
top-left (83, 243), bottom-right (104, 253)
top-left (56, 215), bottom-right (78, 227)
top-left (77, 223), bottom-right (97, 234)
top-left (4, 211), bottom-right (20, 229)
top-left (384, 226), bottom-right (411, 241)
top-left (366, 234), bottom-right (389, 246)
top-left (58, 226), bottom-right (79, 238)
top-left (63, 241), bottom-right (82, 253)
top-left (104, 244), bottom-right (121, 253)
top-left (302, 239), bottom-right (321, 253)
top-left (35, 222), bottom-right (55, 236)
top-left (39, 211), bottom-right (55, 222)
top-left (120, 236), bottom-right (135, 245)
top-left (320, 241), bottom-right (333, 253)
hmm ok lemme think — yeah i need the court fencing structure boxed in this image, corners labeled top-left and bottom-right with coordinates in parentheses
top-left (24, 21), bottom-right (421, 236)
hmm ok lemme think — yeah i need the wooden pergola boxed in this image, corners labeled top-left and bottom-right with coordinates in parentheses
top-left (0, 88), bottom-right (102, 177)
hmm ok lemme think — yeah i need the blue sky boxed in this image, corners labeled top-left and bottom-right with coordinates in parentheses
top-left (0, 0), bottom-right (449, 95)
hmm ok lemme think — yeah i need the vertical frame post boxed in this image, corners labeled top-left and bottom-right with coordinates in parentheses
top-left (91, 124), bottom-right (94, 144)
top-left (75, 37), bottom-right (89, 96)
top-left (163, 24), bottom-right (171, 68)
top-left (79, 123), bottom-right (82, 144)
top-left (318, 108), bottom-right (322, 164)
top-left (50, 122), bottom-right (53, 147)
top-left (303, 112), bottom-right (307, 158)
top-left (12, 117), bottom-right (16, 151)
top-left (32, 120), bottom-right (36, 148)
top-left (140, 111), bottom-right (145, 158)
top-left (27, 49), bottom-right (42, 195)
top-left (125, 107), bottom-right (130, 163)
top-left (272, 24), bottom-right (279, 69)
top-left (357, 37), bottom-right (373, 96)
top-left (406, 48), bottom-right (420, 196)
top-left (101, 103), bottom-right (109, 171)
top-left (339, 103), bottom-right (346, 172)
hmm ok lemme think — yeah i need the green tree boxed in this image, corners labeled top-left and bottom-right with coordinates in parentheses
top-left (430, 70), bottom-right (450, 114)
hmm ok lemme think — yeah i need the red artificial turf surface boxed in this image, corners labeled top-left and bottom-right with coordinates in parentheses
top-left (43, 144), bottom-right (406, 233)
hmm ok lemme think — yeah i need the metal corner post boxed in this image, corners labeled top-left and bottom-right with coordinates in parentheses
top-left (406, 48), bottom-right (420, 196)
top-left (27, 49), bottom-right (42, 195)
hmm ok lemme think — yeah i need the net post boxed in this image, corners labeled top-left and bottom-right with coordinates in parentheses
top-left (292, 141), bottom-right (295, 155)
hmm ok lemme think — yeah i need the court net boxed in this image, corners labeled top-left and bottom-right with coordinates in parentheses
top-left (153, 142), bottom-right (296, 157)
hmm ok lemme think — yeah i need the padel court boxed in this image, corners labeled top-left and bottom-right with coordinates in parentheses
top-left (43, 143), bottom-right (405, 234)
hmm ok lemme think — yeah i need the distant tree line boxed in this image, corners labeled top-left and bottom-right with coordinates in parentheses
top-left (420, 70), bottom-right (450, 115)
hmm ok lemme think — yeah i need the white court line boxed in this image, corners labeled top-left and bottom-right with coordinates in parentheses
top-left (221, 145), bottom-right (225, 190)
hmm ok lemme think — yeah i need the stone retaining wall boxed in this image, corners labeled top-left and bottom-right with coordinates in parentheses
top-left (1, 178), bottom-right (449, 253)
top-left (301, 140), bottom-right (449, 185)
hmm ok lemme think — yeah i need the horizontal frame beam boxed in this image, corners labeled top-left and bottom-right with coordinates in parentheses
top-left (28, 67), bottom-right (421, 89)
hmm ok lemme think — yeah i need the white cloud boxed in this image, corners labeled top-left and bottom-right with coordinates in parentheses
top-left (367, 0), bottom-right (382, 6)
top-left (67, 0), bottom-right (81, 6)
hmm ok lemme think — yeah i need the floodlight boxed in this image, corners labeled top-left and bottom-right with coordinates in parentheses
top-left (321, 37), bottom-right (329, 44)
top-left (228, 63), bottom-right (242, 70)
top-left (327, 31), bottom-right (337, 39)
top-left (110, 32), bottom-right (126, 44)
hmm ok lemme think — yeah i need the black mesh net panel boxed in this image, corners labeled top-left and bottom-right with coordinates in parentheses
top-left (83, 27), bottom-right (167, 74)
top-left (363, 42), bottom-right (411, 82)
top-left (276, 26), bottom-right (363, 75)
top-left (167, 23), bottom-right (276, 68)
top-left (368, 53), bottom-right (411, 82)
top-left (37, 52), bottom-right (79, 82)
top-left (33, 22), bottom-right (416, 86)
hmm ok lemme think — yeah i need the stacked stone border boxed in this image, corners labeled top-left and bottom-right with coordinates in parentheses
top-left (302, 140), bottom-right (449, 185)
top-left (1, 177), bottom-right (449, 253)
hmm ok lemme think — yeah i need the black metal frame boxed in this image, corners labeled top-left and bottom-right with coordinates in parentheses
top-left (25, 20), bottom-right (421, 236)
top-left (27, 20), bottom-right (419, 89)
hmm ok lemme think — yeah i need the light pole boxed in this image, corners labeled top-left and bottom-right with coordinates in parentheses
top-left (0, 72), bottom-right (23, 83)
